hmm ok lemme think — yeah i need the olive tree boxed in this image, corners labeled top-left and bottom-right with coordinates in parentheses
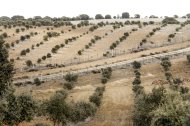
top-left (25, 60), bottom-right (33, 67)
top-left (79, 14), bottom-right (90, 20)
top-left (134, 14), bottom-right (140, 18)
top-left (122, 12), bottom-right (130, 19)
top-left (44, 90), bottom-right (70, 126)
top-left (2, 93), bottom-right (37, 126)
top-left (95, 14), bottom-right (104, 19)
top-left (0, 35), bottom-right (13, 97)
top-left (105, 15), bottom-right (112, 19)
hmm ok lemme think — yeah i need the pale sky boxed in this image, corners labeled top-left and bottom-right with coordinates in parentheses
top-left (1, 0), bottom-right (190, 18)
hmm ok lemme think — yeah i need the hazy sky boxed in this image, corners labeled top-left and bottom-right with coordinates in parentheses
top-left (1, 0), bottom-right (190, 18)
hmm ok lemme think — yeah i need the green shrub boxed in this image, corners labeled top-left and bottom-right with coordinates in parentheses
top-left (78, 50), bottom-right (82, 55)
top-left (187, 55), bottom-right (190, 63)
top-left (37, 58), bottom-right (41, 64)
top-left (89, 93), bottom-right (101, 106)
top-left (42, 56), bottom-right (47, 60)
top-left (70, 102), bottom-right (97, 123)
top-left (64, 73), bottom-right (78, 82)
top-left (101, 77), bottom-right (108, 84)
top-left (25, 60), bottom-right (33, 67)
top-left (20, 35), bottom-right (26, 41)
top-left (20, 50), bottom-right (26, 56)
top-left (64, 82), bottom-right (74, 90)
top-left (34, 78), bottom-right (41, 86)
top-left (16, 29), bottom-right (20, 33)
top-left (89, 86), bottom-right (105, 106)
top-left (132, 61), bottom-right (141, 69)
top-left (47, 53), bottom-right (51, 58)
top-left (26, 48), bottom-right (30, 53)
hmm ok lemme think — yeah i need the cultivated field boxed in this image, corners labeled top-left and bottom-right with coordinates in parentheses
top-left (2, 18), bottom-right (190, 126)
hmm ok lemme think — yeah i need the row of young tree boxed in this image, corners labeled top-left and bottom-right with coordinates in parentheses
top-left (132, 58), bottom-right (190, 126)
top-left (0, 32), bottom-right (108, 126)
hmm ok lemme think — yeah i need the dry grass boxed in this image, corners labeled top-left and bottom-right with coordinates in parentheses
top-left (16, 57), bottom-right (190, 126)
top-left (5, 20), bottom-right (190, 126)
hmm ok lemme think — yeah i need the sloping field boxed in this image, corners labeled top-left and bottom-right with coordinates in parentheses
top-left (15, 57), bottom-right (190, 126)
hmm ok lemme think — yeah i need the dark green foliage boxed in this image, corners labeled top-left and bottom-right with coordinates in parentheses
top-left (89, 25), bottom-right (98, 32)
top-left (101, 77), bottom-right (108, 84)
top-left (101, 67), bottom-right (112, 84)
top-left (101, 67), bottom-right (112, 79)
top-left (180, 86), bottom-right (189, 94)
top-left (26, 48), bottom-right (30, 53)
top-left (44, 90), bottom-right (96, 125)
top-left (122, 12), bottom-right (130, 18)
top-left (51, 47), bottom-right (57, 53)
top-left (20, 35), bottom-right (26, 41)
top-left (2, 33), bottom-right (7, 38)
top-left (134, 14), bottom-right (140, 18)
top-left (16, 29), bottom-right (20, 33)
top-left (20, 50), bottom-right (26, 56)
top-left (36, 43), bottom-right (40, 47)
top-left (79, 14), bottom-right (90, 20)
top-left (37, 58), bottom-right (41, 64)
top-left (46, 53), bottom-right (51, 58)
top-left (133, 86), bottom-right (166, 126)
top-left (161, 57), bottom-right (171, 71)
top-left (149, 21), bottom-right (155, 24)
top-left (42, 56), bottom-right (46, 60)
top-left (5, 43), bottom-right (10, 49)
top-left (124, 32), bottom-right (129, 37)
top-left (0, 36), bottom-right (13, 97)
top-left (64, 73), bottom-right (78, 90)
top-left (162, 17), bottom-right (179, 24)
top-left (69, 102), bottom-right (97, 123)
top-left (64, 73), bottom-right (78, 82)
top-left (132, 61), bottom-right (141, 69)
top-left (105, 14), bottom-right (112, 19)
top-left (78, 50), bottom-right (82, 55)
top-left (173, 78), bottom-right (182, 85)
top-left (132, 85), bottom-right (144, 95)
top-left (64, 82), bottom-right (74, 90)
top-left (25, 35), bottom-right (30, 39)
top-left (85, 45), bottom-right (89, 49)
top-left (2, 93), bottom-right (37, 126)
top-left (132, 78), bottom-right (141, 85)
top-left (95, 14), bottom-right (104, 19)
top-left (168, 34), bottom-right (175, 38)
top-left (187, 55), bottom-right (190, 63)
top-left (43, 35), bottom-right (48, 41)
top-left (44, 91), bottom-right (70, 126)
top-left (34, 78), bottom-right (41, 86)
top-left (89, 87), bottom-right (105, 106)
top-left (25, 60), bottom-right (33, 67)
top-left (60, 44), bottom-right (65, 48)
top-left (72, 25), bottom-right (76, 29)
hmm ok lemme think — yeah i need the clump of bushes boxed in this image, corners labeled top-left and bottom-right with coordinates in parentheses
top-left (64, 73), bottom-right (78, 90)
top-left (101, 67), bottom-right (112, 84)
top-left (44, 89), bottom-right (96, 126)
top-left (25, 60), bottom-right (33, 67)
top-left (89, 86), bottom-right (105, 106)
top-left (162, 17), bottom-right (180, 24)
top-left (34, 78), bottom-right (43, 86)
